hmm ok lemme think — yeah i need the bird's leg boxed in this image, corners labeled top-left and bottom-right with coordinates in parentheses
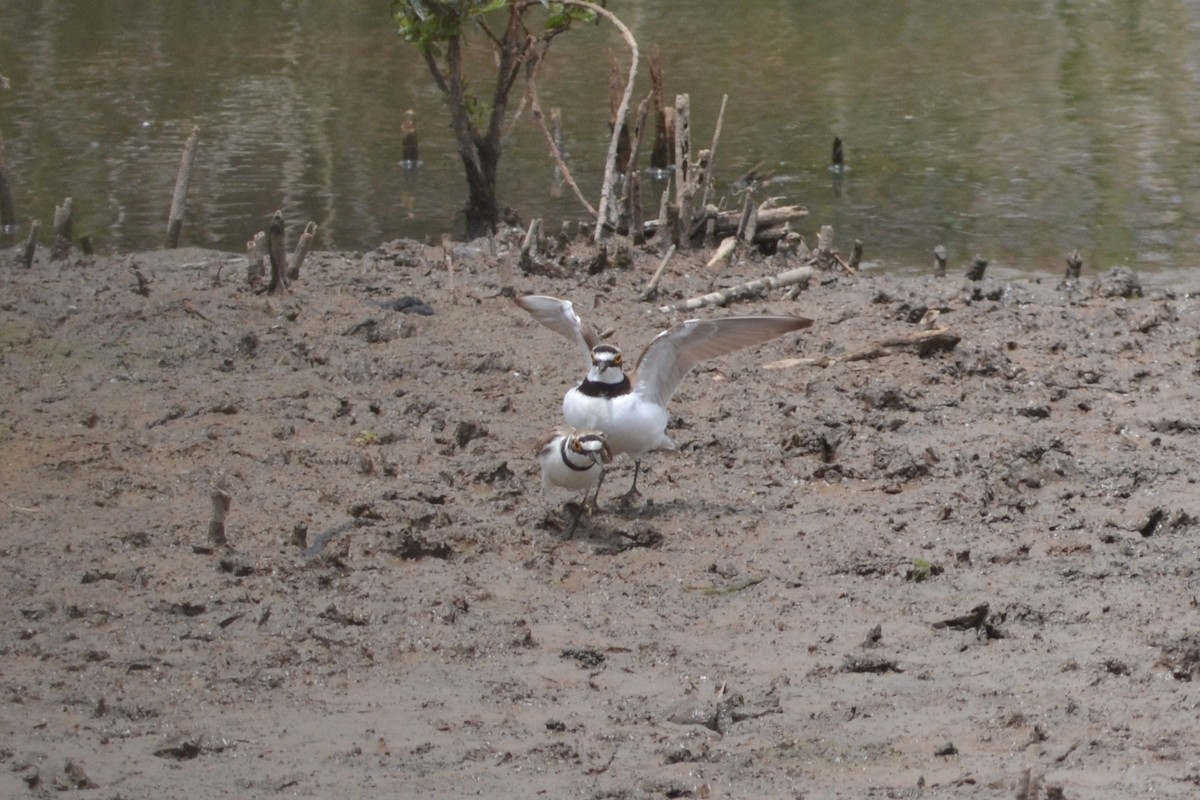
top-left (616, 459), bottom-right (644, 505)
top-left (567, 492), bottom-right (587, 537)
top-left (587, 469), bottom-right (608, 514)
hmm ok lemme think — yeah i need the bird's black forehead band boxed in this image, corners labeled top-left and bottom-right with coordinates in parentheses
top-left (592, 344), bottom-right (621, 357)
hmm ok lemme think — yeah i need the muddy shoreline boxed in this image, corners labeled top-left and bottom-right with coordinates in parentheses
top-left (3, 238), bottom-right (1200, 798)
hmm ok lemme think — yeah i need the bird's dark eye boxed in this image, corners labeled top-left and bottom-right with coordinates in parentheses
top-left (572, 439), bottom-right (584, 452)
top-left (613, 353), bottom-right (623, 366)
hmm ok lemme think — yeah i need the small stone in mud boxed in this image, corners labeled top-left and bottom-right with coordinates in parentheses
top-left (56, 760), bottom-right (98, 790)
top-left (454, 420), bottom-right (488, 449)
top-left (1092, 266), bottom-right (1142, 298)
top-left (154, 737), bottom-right (202, 761)
top-left (378, 296), bottom-right (434, 315)
top-left (934, 742), bottom-right (958, 757)
top-left (392, 532), bottom-right (452, 561)
top-left (841, 654), bottom-right (903, 674)
top-left (560, 648), bottom-right (605, 669)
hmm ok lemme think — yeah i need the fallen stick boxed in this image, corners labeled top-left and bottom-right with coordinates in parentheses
top-left (764, 328), bottom-right (960, 369)
top-left (710, 204), bottom-right (808, 239)
top-left (659, 266), bottom-right (812, 313)
top-left (640, 243), bottom-right (676, 301)
top-left (704, 235), bottom-right (737, 272)
top-left (165, 125), bottom-right (199, 248)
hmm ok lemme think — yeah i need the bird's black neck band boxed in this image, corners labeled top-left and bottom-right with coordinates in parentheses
top-left (578, 376), bottom-right (631, 398)
top-left (560, 438), bottom-right (594, 471)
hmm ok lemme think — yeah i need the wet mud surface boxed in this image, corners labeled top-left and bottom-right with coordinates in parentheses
top-left (3, 237), bottom-right (1200, 798)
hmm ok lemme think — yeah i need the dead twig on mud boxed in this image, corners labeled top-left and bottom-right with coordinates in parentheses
top-left (764, 327), bottom-right (960, 370)
top-left (659, 266), bottom-right (812, 314)
top-left (639, 243), bottom-right (676, 301)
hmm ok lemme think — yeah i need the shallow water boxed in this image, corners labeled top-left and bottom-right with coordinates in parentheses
top-left (2, 1), bottom-right (1199, 285)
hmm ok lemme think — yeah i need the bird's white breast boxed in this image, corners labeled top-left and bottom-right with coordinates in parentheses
top-left (563, 387), bottom-right (675, 458)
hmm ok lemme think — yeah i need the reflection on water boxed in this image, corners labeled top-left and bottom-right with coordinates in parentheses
top-left (1, 1), bottom-right (1199, 284)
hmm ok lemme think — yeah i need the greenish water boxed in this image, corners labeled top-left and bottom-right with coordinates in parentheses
top-left (2, 1), bottom-right (1199, 285)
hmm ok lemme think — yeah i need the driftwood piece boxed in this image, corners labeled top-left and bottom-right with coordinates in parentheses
top-left (21, 219), bottom-right (40, 269)
top-left (51, 197), bottom-right (73, 261)
top-left (0, 126), bottom-right (15, 228)
top-left (705, 236), bottom-right (738, 273)
top-left (165, 125), bottom-right (199, 248)
top-left (711, 204), bottom-right (807, 240)
top-left (287, 221), bottom-right (317, 281)
top-left (765, 328), bottom-right (960, 370)
top-left (266, 211), bottom-right (288, 295)
top-left (659, 266), bottom-right (812, 314)
top-left (648, 202), bottom-right (806, 244)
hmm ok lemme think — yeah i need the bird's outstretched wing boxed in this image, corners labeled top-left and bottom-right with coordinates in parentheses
top-left (513, 295), bottom-right (599, 371)
top-left (633, 315), bottom-right (813, 407)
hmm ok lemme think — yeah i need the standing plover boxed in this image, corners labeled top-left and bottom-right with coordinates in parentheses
top-left (516, 294), bottom-right (812, 499)
top-left (536, 427), bottom-right (612, 534)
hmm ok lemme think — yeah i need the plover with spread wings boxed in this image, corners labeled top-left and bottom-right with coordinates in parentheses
top-left (516, 294), bottom-right (813, 500)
